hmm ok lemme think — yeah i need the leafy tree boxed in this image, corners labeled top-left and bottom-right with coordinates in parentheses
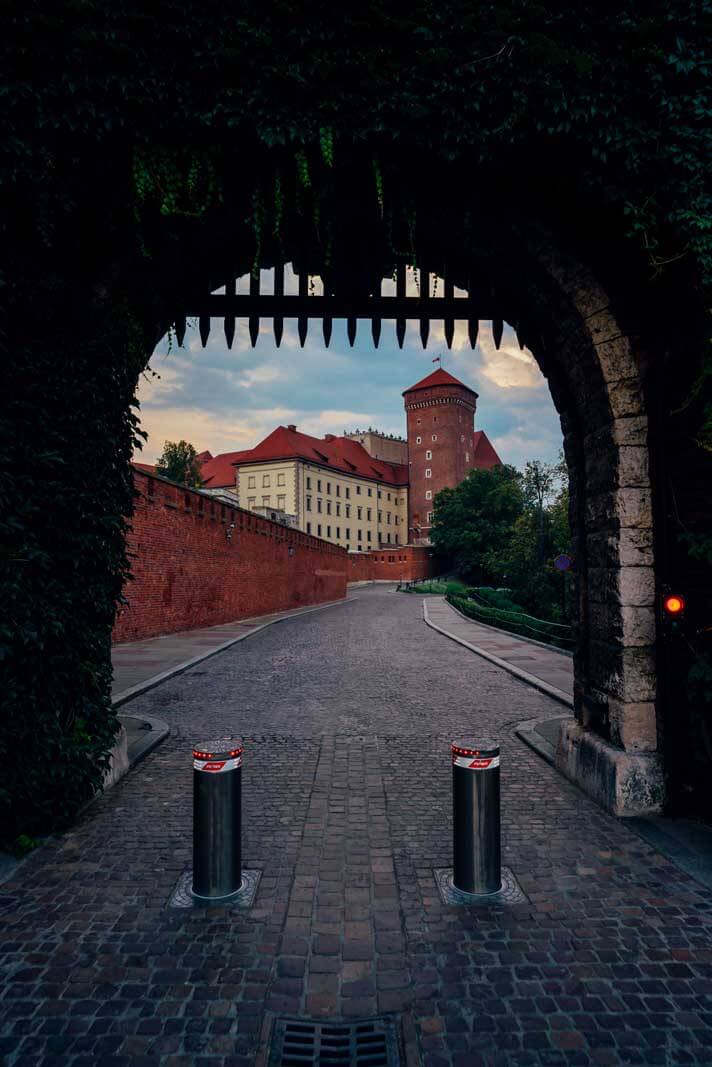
top-left (155, 440), bottom-right (203, 488)
top-left (430, 465), bottom-right (524, 583)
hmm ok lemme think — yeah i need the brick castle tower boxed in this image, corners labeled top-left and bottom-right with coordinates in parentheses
top-left (403, 367), bottom-right (480, 544)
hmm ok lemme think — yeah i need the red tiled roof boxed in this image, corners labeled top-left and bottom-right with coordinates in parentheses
top-left (471, 430), bottom-right (501, 469)
top-left (199, 449), bottom-right (253, 488)
top-left (215, 426), bottom-right (408, 486)
top-left (195, 450), bottom-right (213, 463)
top-left (403, 367), bottom-right (477, 395)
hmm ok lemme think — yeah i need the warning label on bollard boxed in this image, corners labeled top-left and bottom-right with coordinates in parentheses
top-left (453, 754), bottom-right (500, 770)
top-left (194, 755), bottom-right (243, 773)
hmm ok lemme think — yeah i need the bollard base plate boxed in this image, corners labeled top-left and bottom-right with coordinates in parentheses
top-left (167, 867), bottom-right (261, 909)
top-left (434, 866), bottom-right (528, 906)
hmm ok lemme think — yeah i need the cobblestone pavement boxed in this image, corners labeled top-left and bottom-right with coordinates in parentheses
top-left (2, 585), bottom-right (711, 1066)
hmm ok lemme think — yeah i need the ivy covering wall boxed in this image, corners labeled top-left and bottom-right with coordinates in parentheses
top-left (1, 2), bottom-right (710, 842)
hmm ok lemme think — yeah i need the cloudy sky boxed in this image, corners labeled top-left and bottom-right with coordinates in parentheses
top-left (136, 266), bottom-right (562, 469)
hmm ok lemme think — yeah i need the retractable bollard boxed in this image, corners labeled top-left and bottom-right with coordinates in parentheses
top-left (192, 739), bottom-right (243, 900)
top-left (452, 739), bottom-right (501, 895)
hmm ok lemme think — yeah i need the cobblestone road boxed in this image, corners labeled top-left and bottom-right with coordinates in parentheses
top-left (2, 586), bottom-right (711, 1066)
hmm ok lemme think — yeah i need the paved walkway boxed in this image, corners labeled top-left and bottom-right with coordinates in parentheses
top-left (2, 586), bottom-right (711, 1066)
top-left (424, 596), bottom-right (574, 706)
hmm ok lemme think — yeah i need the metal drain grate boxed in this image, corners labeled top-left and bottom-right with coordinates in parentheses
top-left (269, 1017), bottom-right (401, 1066)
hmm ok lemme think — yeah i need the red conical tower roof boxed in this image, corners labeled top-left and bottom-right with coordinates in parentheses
top-left (403, 367), bottom-right (478, 397)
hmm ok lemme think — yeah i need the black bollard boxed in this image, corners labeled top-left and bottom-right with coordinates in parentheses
top-left (452, 739), bottom-right (501, 895)
top-left (192, 739), bottom-right (243, 900)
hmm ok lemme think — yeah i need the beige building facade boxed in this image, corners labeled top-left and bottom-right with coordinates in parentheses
top-left (235, 456), bottom-right (407, 552)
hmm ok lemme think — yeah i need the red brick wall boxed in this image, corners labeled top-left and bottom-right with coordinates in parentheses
top-left (347, 546), bottom-right (436, 583)
top-left (404, 383), bottom-right (476, 541)
top-left (113, 471), bottom-right (348, 643)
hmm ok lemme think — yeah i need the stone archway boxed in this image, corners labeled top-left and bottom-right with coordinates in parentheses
top-left (136, 205), bottom-right (664, 816)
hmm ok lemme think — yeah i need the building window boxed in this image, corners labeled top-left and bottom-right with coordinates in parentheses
top-left (336, 485), bottom-right (340, 497)
top-left (306, 496), bottom-right (312, 511)
top-left (425, 491), bottom-right (432, 500)
top-left (327, 482), bottom-right (331, 494)
top-left (426, 450), bottom-right (432, 460)
top-left (306, 521), bottom-right (312, 534)
top-left (346, 505), bottom-right (351, 518)
top-left (425, 469), bottom-right (432, 478)
top-left (336, 527), bottom-right (340, 538)
top-left (416, 436), bottom-right (422, 444)
top-left (387, 492), bottom-right (391, 501)
top-left (277, 472), bottom-right (286, 486)
top-left (318, 479), bottom-right (322, 491)
top-left (248, 475), bottom-right (256, 489)
top-left (262, 495), bottom-right (270, 505)
top-left (346, 487), bottom-right (350, 498)
top-left (378, 511), bottom-right (382, 523)
top-left (327, 525), bottom-right (331, 537)
top-left (367, 487), bottom-right (372, 497)
top-left (262, 474), bottom-right (270, 487)
top-left (378, 489), bottom-right (382, 499)
top-left (336, 503), bottom-right (341, 516)
top-left (327, 501), bottom-right (332, 515)
top-left (306, 476), bottom-right (312, 489)
top-left (247, 497), bottom-right (255, 508)
top-left (277, 495), bottom-right (286, 509)
top-left (318, 524), bottom-right (322, 537)
top-left (367, 531), bottom-right (372, 542)
top-left (356, 485), bottom-right (361, 495)
top-left (346, 528), bottom-right (350, 540)
top-left (387, 533), bottom-right (391, 543)
top-left (367, 509), bottom-right (372, 521)
top-left (432, 434), bottom-right (437, 442)
top-left (317, 499), bottom-right (322, 512)
top-left (387, 512), bottom-right (391, 523)
top-left (358, 529), bottom-right (362, 541)
top-left (357, 507), bottom-right (362, 519)
top-left (395, 534), bottom-right (399, 544)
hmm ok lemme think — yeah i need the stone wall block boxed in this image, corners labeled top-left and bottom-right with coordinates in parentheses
top-left (555, 721), bottom-right (664, 815)
top-left (586, 531), bottom-right (618, 570)
top-left (592, 338), bottom-right (636, 383)
top-left (618, 446), bottom-right (650, 488)
top-left (605, 647), bottom-right (657, 703)
top-left (612, 416), bottom-right (649, 448)
top-left (619, 527), bottom-right (655, 567)
top-left (621, 605), bottom-right (657, 646)
top-left (605, 377), bottom-right (646, 419)
top-left (608, 699), bottom-right (658, 751)
top-left (618, 487), bottom-right (653, 529)
top-left (618, 566), bottom-right (656, 607)
top-left (585, 492), bottom-right (618, 531)
top-left (587, 310), bottom-right (628, 348)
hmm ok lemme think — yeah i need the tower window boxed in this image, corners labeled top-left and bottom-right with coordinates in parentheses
top-left (416, 436), bottom-right (422, 444)
top-left (425, 491), bottom-right (432, 500)
top-left (425, 469), bottom-right (432, 478)
top-left (432, 435), bottom-right (437, 442)
top-left (425, 450), bottom-right (432, 460)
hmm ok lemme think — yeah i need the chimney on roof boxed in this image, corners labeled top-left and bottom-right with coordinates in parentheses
top-left (287, 424), bottom-right (297, 432)
top-left (323, 433), bottom-right (336, 442)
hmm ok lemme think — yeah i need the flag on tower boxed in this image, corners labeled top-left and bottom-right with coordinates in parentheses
top-left (432, 355), bottom-right (441, 364)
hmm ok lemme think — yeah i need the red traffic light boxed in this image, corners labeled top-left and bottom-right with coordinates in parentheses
top-left (663, 594), bottom-right (685, 615)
